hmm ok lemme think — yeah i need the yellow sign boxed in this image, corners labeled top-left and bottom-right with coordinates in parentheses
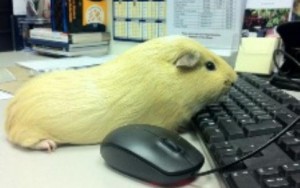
top-left (82, 0), bottom-right (107, 26)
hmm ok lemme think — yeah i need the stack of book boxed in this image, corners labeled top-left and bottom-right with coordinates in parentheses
top-left (29, 28), bottom-right (110, 57)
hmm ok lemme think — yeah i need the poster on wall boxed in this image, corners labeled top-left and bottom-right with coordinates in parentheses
top-left (242, 0), bottom-right (294, 38)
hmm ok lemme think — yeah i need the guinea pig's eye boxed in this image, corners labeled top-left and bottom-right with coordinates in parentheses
top-left (205, 61), bottom-right (216, 71)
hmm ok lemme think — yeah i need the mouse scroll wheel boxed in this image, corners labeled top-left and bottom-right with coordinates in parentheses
top-left (161, 138), bottom-right (182, 153)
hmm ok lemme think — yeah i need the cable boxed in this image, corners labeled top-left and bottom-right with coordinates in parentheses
top-left (194, 116), bottom-right (300, 177)
top-left (272, 48), bottom-right (300, 77)
top-left (271, 48), bottom-right (300, 91)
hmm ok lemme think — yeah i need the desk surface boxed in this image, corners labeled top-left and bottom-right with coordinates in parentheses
top-left (2, 51), bottom-right (300, 188)
top-left (0, 51), bottom-right (222, 188)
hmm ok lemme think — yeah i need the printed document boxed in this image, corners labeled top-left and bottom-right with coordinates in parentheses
top-left (167, 0), bottom-right (246, 51)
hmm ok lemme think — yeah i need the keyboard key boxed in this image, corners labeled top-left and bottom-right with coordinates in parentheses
top-left (288, 173), bottom-right (300, 188)
top-left (255, 166), bottom-right (280, 182)
top-left (244, 106), bottom-right (261, 113)
top-left (198, 120), bottom-right (216, 131)
top-left (219, 156), bottom-right (245, 170)
top-left (263, 86), bottom-right (279, 96)
top-left (210, 141), bottom-right (233, 151)
top-left (216, 154), bottom-right (245, 171)
top-left (238, 119), bottom-right (256, 127)
top-left (280, 137), bottom-right (300, 151)
top-left (207, 105), bottom-right (224, 114)
top-left (233, 114), bottom-right (251, 121)
top-left (280, 163), bottom-right (300, 176)
top-left (254, 115), bottom-right (273, 122)
top-left (288, 146), bottom-right (300, 161)
top-left (227, 170), bottom-right (260, 188)
top-left (249, 110), bottom-right (267, 118)
top-left (240, 102), bottom-right (256, 110)
top-left (253, 97), bottom-right (269, 104)
top-left (230, 110), bottom-right (247, 117)
top-left (215, 115), bottom-right (231, 124)
top-left (203, 127), bottom-right (225, 143)
top-left (277, 94), bottom-right (298, 105)
top-left (278, 131), bottom-right (295, 144)
top-left (264, 105), bottom-right (281, 113)
top-left (237, 144), bottom-right (262, 157)
top-left (288, 103), bottom-right (300, 115)
top-left (295, 130), bottom-right (300, 137)
top-left (195, 112), bottom-right (210, 121)
top-left (292, 122), bottom-right (300, 130)
top-left (219, 119), bottom-right (245, 139)
top-left (263, 177), bottom-right (290, 188)
top-left (244, 121), bottom-right (282, 137)
top-left (215, 148), bottom-right (237, 158)
top-left (274, 112), bottom-right (297, 127)
top-left (223, 105), bottom-right (242, 112)
top-left (212, 110), bottom-right (228, 116)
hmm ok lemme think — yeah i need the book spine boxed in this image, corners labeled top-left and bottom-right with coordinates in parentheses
top-left (70, 32), bottom-right (111, 44)
top-left (50, 0), bottom-right (56, 31)
top-left (67, 0), bottom-right (77, 33)
top-left (33, 45), bottom-right (109, 57)
top-left (29, 38), bottom-right (70, 49)
top-left (62, 0), bottom-right (69, 32)
top-left (30, 29), bottom-right (69, 43)
top-left (33, 44), bottom-right (69, 52)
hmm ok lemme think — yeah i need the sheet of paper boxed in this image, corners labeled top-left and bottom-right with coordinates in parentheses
top-left (17, 55), bottom-right (116, 73)
top-left (246, 0), bottom-right (294, 9)
top-left (0, 69), bottom-right (16, 83)
top-left (0, 91), bottom-right (13, 100)
top-left (13, 0), bottom-right (27, 15)
top-left (166, 0), bottom-right (246, 51)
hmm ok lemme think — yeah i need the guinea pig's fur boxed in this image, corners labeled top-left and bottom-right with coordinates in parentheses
top-left (5, 35), bottom-right (237, 151)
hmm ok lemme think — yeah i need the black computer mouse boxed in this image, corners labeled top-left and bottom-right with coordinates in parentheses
top-left (100, 124), bottom-right (204, 185)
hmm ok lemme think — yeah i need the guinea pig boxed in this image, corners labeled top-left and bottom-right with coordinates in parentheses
top-left (4, 35), bottom-right (237, 152)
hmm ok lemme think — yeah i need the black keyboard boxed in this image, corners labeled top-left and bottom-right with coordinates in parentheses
top-left (193, 73), bottom-right (300, 188)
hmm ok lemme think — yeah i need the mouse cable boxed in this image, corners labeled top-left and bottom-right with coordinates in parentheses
top-left (194, 116), bottom-right (300, 177)
top-left (272, 48), bottom-right (300, 78)
top-left (270, 49), bottom-right (300, 90)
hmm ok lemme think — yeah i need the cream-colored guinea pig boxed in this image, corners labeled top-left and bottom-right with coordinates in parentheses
top-left (5, 35), bottom-right (237, 152)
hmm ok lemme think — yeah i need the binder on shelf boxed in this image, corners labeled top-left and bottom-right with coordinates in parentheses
top-left (112, 0), bottom-right (166, 42)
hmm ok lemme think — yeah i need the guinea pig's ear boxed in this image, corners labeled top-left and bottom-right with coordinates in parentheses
top-left (175, 52), bottom-right (201, 68)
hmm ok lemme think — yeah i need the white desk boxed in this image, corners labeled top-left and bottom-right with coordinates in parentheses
top-left (2, 50), bottom-right (300, 188)
top-left (0, 51), bottom-right (223, 188)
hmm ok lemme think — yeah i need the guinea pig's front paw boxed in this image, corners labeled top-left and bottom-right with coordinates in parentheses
top-left (33, 139), bottom-right (57, 152)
